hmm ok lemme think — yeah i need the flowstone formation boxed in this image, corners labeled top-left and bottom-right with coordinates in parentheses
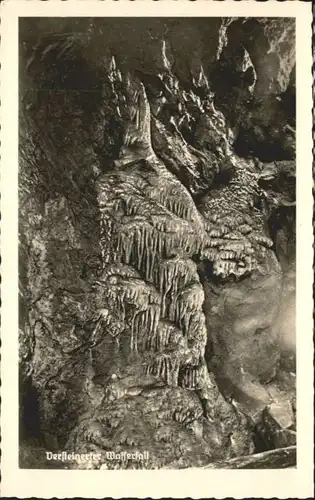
top-left (19, 18), bottom-right (296, 469)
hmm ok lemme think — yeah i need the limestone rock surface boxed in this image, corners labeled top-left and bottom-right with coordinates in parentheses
top-left (19, 17), bottom-right (296, 469)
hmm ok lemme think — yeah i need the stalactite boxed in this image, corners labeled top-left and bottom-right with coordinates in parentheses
top-left (115, 215), bottom-right (203, 282)
top-left (175, 284), bottom-right (204, 326)
top-left (156, 261), bottom-right (175, 317)
top-left (131, 308), bottom-right (154, 353)
top-left (206, 237), bottom-right (226, 248)
top-left (250, 233), bottom-right (273, 248)
top-left (238, 224), bottom-right (252, 235)
top-left (149, 354), bottom-right (181, 386)
top-left (154, 320), bottom-right (185, 351)
top-left (180, 365), bottom-right (200, 390)
top-left (208, 226), bottom-right (229, 238)
top-left (155, 257), bottom-right (199, 321)
top-left (132, 311), bottom-right (149, 353)
top-left (154, 323), bottom-right (170, 352)
top-left (219, 250), bottom-right (236, 260)
top-left (130, 314), bottom-right (136, 352)
top-left (101, 264), bottom-right (141, 282)
top-left (147, 182), bottom-right (199, 224)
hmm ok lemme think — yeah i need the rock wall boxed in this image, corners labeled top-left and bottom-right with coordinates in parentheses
top-left (19, 17), bottom-right (296, 469)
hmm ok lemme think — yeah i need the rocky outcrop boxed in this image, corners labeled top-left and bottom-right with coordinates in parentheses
top-left (19, 17), bottom-right (296, 469)
top-left (212, 18), bottom-right (296, 161)
top-left (203, 445), bottom-right (296, 469)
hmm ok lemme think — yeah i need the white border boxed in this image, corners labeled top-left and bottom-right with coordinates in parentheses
top-left (0, 1), bottom-right (313, 498)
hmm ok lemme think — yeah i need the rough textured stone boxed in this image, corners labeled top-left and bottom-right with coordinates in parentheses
top-left (267, 401), bottom-right (295, 429)
top-left (212, 18), bottom-right (295, 161)
top-left (257, 402), bottom-right (296, 450)
top-left (203, 445), bottom-right (296, 469)
top-left (19, 17), bottom-right (296, 469)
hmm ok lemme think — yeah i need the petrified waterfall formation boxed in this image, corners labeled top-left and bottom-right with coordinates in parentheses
top-left (19, 18), bottom-right (296, 468)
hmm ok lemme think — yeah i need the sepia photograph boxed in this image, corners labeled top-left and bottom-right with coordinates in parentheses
top-left (18, 15), bottom-right (297, 470)
top-left (0, 1), bottom-right (313, 498)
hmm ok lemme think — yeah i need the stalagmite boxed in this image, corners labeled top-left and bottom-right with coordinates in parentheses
top-left (116, 69), bottom-right (123, 82)
top-left (134, 105), bottom-right (142, 133)
top-left (109, 55), bottom-right (116, 72)
top-left (130, 315), bottom-right (135, 352)
top-left (124, 130), bottom-right (131, 147)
